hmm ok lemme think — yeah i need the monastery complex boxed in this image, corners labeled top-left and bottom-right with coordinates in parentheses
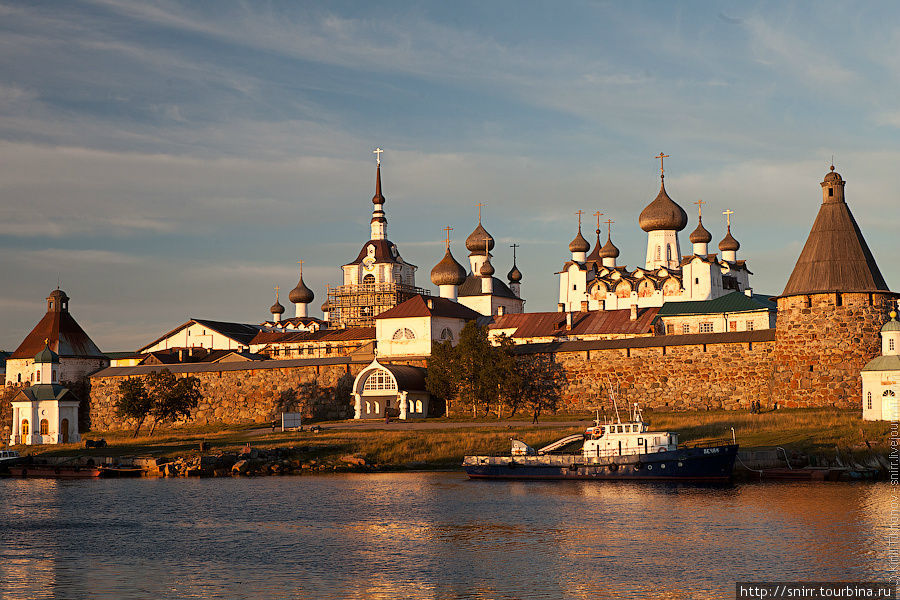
top-left (2, 153), bottom-right (898, 443)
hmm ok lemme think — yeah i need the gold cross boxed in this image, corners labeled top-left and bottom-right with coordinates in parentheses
top-left (694, 199), bottom-right (705, 218)
top-left (476, 202), bottom-right (486, 222)
top-left (575, 210), bottom-right (584, 229)
top-left (656, 152), bottom-right (669, 175)
top-left (604, 218), bottom-right (614, 236)
top-left (443, 226), bottom-right (453, 248)
top-left (723, 209), bottom-right (734, 227)
top-left (274, 285), bottom-right (280, 300)
top-left (373, 147), bottom-right (383, 166)
top-left (593, 211), bottom-right (603, 231)
top-left (297, 260), bottom-right (304, 274)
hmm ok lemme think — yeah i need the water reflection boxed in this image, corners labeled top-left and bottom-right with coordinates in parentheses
top-left (0, 474), bottom-right (893, 600)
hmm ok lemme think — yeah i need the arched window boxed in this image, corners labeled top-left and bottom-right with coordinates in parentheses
top-left (52, 370), bottom-right (57, 383)
top-left (363, 274), bottom-right (375, 284)
top-left (374, 401), bottom-right (380, 414)
top-left (392, 328), bottom-right (415, 341)
top-left (615, 281), bottom-right (631, 299)
top-left (363, 370), bottom-right (397, 392)
top-left (440, 328), bottom-right (453, 342)
top-left (867, 392), bottom-right (873, 409)
top-left (21, 420), bottom-right (29, 436)
top-left (365, 401), bottom-right (371, 413)
top-left (40, 419), bottom-right (49, 435)
top-left (415, 400), bottom-right (423, 413)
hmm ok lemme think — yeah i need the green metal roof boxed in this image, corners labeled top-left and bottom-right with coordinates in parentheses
top-left (656, 292), bottom-right (776, 317)
top-left (16, 383), bottom-right (77, 403)
top-left (862, 355), bottom-right (900, 372)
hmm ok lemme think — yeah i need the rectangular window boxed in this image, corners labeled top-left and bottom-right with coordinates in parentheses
top-left (699, 322), bottom-right (713, 333)
top-left (891, 339), bottom-right (896, 351)
top-left (666, 324), bottom-right (674, 335)
top-left (746, 321), bottom-right (755, 331)
top-left (681, 324), bottom-right (690, 334)
top-left (729, 321), bottom-right (737, 332)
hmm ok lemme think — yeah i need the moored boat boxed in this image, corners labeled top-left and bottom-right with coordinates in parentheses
top-left (463, 403), bottom-right (737, 483)
top-left (8, 463), bottom-right (103, 479)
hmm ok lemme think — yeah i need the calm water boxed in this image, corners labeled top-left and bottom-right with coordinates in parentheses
top-left (0, 473), bottom-right (894, 600)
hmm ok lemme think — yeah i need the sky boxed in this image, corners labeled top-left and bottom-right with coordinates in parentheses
top-left (1, 1), bottom-right (898, 352)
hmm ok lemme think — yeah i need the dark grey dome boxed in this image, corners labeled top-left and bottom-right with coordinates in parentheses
top-left (479, 258), bottom-right (495, 277)
top-left (568, 230), bottom-right (590, 253)
top-left (689, 217), bottom-right (712, 244)
top-left (507, 263), bottom-right (522, 283)
top-left (598, 235), bottom-right (620, 259)
top-left (639, 179), bottom-right (688, 232)
top-left (289, 275), bottom-right (314, 304)
top-left (466, 223), bottom-right (494, 253)
top-left (431, 248), bottom-right (467, 286)
top-left (270, 300), bottom-right (285, 315)
top-left (718, 227), bottom-right (740, 252)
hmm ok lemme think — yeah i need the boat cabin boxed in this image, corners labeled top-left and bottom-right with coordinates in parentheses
top-left (582, 421), bottom-right (678, 458)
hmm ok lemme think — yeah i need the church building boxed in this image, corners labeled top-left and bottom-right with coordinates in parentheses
top-left (862, 308), bottom-right (900, 421)
top-left (558, 154), bottom-right (752, 312)
top-left (9, 343), bottom-right (81, 445)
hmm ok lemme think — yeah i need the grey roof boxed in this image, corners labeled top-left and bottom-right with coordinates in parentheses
top-left (512, 328), bottom-right (776, 355)
top-left (781, 185), bottom-right (889, 296)
top-left (138, 319), bottom-right (262, 353)
top-left (862, 355), bottom-right (900, 372)
top-left (457, 274), bottom-right (519, 299)
top-left (15, 383), bottom-right (79, 403)
top-left (656, 292), bottom-right (776, 317)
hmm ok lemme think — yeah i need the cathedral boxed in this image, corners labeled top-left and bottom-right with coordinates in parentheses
top-left (558, 155), bottom-right (751, 312)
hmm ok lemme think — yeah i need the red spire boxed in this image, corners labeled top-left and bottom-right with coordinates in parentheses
top-left (372, 164), bottom-right (385, 205)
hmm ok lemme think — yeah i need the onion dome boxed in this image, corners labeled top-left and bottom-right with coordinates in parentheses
top-left (321, 300), bottom-right (332, 313)
top-left (639, 178), bottom-right (688, 232)
top-left (479, 258), bottom-right (495, 278)
top-left (568, 229), bottom-right (590, 253)
top-left (507, 263), bottom-right (522, 283)
top-left (883, 310), bottom-right (900, 333)
top-left (372, 164), bottom-right (385, 204)
top-left (431, 248), bottom-right (467, 286)
top-left (718, 226), bottom-right (740, 252)
top-left (689, 217), bottom-right (712, 244)
top-left (270, 299), bottom-right (285, 315)
top-left (289, 275), bottom-right (314, 304)
top-left (823, 164), bottom-right (842, 185)
top-left (598, 234), bottom-right (620, 259)
top-left (34, 342), bottom-right (59, 364)
top-left (466, 223), bottom-right (494, 253)
top-left (586, 229), bottom-right (603, 263)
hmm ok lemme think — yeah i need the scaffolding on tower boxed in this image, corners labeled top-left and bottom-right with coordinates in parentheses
top-left (326, 282), bottom-right (428, 328)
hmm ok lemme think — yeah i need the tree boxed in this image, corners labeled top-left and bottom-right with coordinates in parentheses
top-left (146, 369), bottom-right (202, 434)
top-left (426, 339), bottom-right (459, 415)
top-left (115, 377), bottom-right (153, 438)
top-left (515, 353), bottom-right (566, 423)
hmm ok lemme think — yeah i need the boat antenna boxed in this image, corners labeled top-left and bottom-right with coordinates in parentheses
top-left (604, 377), bottom-right (621, 424)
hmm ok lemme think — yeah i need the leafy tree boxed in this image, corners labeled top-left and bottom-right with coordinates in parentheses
top-left (115, 377), bottom-right (153, 438)
top-left (146, 369), bottom-right (202, 434)
top-left (426, 339), bottom-right (459, 415)
top-left (515, 353), bottom-right (566, 423)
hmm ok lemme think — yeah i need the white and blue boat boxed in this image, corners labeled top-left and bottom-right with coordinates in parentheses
top-left (463, 403), bottom-right (737, 483)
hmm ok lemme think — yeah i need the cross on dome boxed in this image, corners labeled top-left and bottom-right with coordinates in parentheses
top-left (656, 152), bottom-right (669, 176)
top-left (476, 202), bottom-right (486, 223)
top-left (695, 199), bottom-right (705, 217)
top-left (723, 209), bottom-right (735, 227)
top-left (373, 147), bottom-right (383, 166)
top-left (443, 225), bottom-right (453, 248)
top-left (593, 211), bottom-right (603, 231)
top-left (575, 210), bottom-right (584, 229)
top-left (604, 218), bottom-right (614, 235)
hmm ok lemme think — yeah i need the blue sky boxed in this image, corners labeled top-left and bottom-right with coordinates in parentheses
top-left (1, 1), bottom-right (898, 351)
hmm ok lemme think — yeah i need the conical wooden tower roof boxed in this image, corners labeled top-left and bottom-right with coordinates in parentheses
top-left (781, 167), bottom-right (888, 297)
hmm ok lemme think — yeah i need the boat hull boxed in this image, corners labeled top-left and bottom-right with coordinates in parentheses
top-left (463, 444), bottom-right (738, 483)
top-left (8, 465), bottom-right (103, 479)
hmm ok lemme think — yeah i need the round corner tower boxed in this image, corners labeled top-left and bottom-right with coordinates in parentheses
top-left (773, 166), bottom-right (897, 407)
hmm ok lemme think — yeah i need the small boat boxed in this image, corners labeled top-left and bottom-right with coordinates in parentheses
top-left (8, 463), bottom-right (103, 479)
top-left (463, 401), bottom-right (738, 483)
top-left (0, 450), bottom-right (24, 474)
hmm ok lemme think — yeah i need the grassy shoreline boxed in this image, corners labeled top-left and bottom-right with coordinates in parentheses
top-left (11, 408), bottom-right (892, 469)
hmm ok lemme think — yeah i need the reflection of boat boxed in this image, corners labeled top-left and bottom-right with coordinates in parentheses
top-left (98, 465), bottom-right (145, 478)
top-left (464, 403), bottom-right (737, 483)
top-left (9, 463), bottom-right (103, 479)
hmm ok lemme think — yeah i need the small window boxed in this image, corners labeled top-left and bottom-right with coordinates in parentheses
top-left (36, 371), bottom-right (41, 382)
top-left (666, 324), bottom-right (674, 335)
top-left (374, 401), bottom-right (380, 414)
top-left (638, 438), bottom-right (644, 445)
top-left (891, 339), bottom-right (896, 351)
top-left (655, 246), bottom-right (661, 261)
top-left (729, 321), bottom-right (737, 332)
top-left (363, 274), bottom-right (375, 284)
top-left (695, 277), bottom-right (699, 284)
top-left (666, 245), bottom-right (672, 261)
top-left (828, 188), bottom-right (834, 197)
top-left (365, 401), bottom-right (371, 413)
top-left (21, 420), bottom-right (29, 436)
top-left (415, 400), bottom-right (423, 413)
top-left (746, 321), bottom-right (755, 331)
top-left (572, 284), bottom-right (577, 290)
top-left (867, 392), bottom-right (872, 409)
top-left (40, 419), bottom-right (49, 435)
top-left (699, 322), bottom-right (713, 333)
top-left (681, 324), bottom-right (690, 335)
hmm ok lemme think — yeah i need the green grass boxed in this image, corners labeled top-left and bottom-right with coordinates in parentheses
top-left (17, 408), bottom-right (890, 467)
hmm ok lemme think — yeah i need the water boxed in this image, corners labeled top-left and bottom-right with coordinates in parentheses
top-left (0, 473), bottom-right (894, 600)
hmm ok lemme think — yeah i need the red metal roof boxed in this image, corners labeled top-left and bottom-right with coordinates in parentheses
top-left (375, 295), bottom-right (481, 321)
top-left (488, 307), bottom-right (658, 339)
top-left (10, 310), bottom-right (104, 359)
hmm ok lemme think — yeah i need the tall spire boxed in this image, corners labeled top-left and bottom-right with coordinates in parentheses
top-left (370, 149), bottom-right (387, 240)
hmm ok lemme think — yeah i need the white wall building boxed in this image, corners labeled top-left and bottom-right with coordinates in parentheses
top-left (862, 309), bottom-right (900, 421)
top-left (9, 345), bottom-right (81, 446)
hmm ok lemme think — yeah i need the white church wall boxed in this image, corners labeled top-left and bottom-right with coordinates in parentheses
top-left (862, 370), bottom-right (900, 421)
top-left (376, 316), bottom-right (431, 357)
top-left (142, 323), bottom-right (249, 353)
top-left (6, 357), bottom-right (107, 386)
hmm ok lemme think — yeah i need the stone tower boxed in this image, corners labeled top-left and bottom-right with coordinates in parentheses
top-left (772, 166), bottom-right (896, 408)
